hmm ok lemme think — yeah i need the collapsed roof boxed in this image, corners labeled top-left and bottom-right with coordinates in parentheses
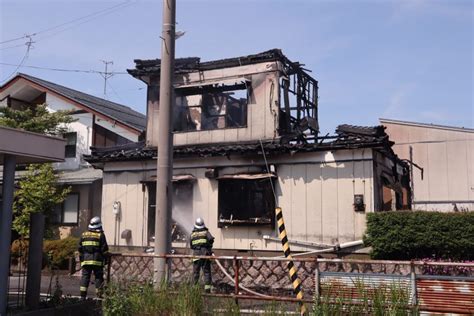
top-left (128, 49), bottom-right (306, 77)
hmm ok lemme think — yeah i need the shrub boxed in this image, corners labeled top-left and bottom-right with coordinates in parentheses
top-left (10, 236), bottom-right (78, 269)
top-left (11, 239), bottom-right (29, 259)
top-left (363, 211), bottom-right (474, 260)
top-left (43, 236), bottom-right (79, 269)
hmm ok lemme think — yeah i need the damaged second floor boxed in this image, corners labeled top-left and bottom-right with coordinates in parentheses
top-left (128, 49), bottom-right (319, 147)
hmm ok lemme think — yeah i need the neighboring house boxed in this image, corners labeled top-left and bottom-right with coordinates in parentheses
top-left (0, 73), bottom-right (146, 238)
top-left (85, 50), bottom-right (410, 254)
top-left (381, 118), bottom-right (474, 212)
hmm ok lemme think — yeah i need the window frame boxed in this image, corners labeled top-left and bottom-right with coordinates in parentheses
top-left (63, 132), bottom-right (77, 158)
top-left (217, 178), bottom-right (275, 228)
top-left (53, 192), bottom-right (80, 226)
top-left (174, 83), bottom-right (249, 133)
top-left (146, 180), bottom-right (194, 243)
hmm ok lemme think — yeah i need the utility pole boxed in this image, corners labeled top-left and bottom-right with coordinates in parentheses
top-left (100, 60), bottom-right (114, 97)
top-left (154, 0), bottom-right (176, 287)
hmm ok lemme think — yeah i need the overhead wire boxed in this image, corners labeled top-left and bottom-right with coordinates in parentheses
top-left (32, 1), bottom-right (136, 44)
top-left (0, 63), bottom-right (128, 75)
top-left (1, 38), bottom-right (34, 84)
top-left (0, 0), bottom-right (133, 45)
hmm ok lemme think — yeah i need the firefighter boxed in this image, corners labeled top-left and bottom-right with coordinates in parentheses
top-left (78, 216), bottom-right (109, 299)
top-left (190, 217), bottom-right (214, 293)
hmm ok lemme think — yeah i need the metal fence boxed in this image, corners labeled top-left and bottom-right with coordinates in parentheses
top-left (8, 240), bottom-right (28, 310)
top-left (108, 253), bottom-right (474, 314)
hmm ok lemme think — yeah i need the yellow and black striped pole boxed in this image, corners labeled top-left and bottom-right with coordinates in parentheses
top-left (276, 207), bottom-right (306, 315)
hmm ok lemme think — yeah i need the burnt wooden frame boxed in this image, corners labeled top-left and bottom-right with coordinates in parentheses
top-left (278, 56), bottom-right (319, 143)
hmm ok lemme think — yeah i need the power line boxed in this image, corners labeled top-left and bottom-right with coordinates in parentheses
top-left (0, 1), bottom-right (133, 45)
top-left (0, 62), bottom-right (128, 75)
top-left (108, 81), bottom-right (124, 102)
top-left (0, 43), bottom-right (28, 51)
top-left (1, 37), bottom-right (34, 84)
top-left (32, 1), bottom-right (136, 45)
top-left (100, 60), bottom-right (114, 97)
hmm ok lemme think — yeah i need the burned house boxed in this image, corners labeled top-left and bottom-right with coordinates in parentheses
top-left (85, 50), bottom-right (410, 253)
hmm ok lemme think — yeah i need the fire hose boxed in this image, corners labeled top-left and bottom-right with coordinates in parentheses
top-left (212, 254), bottom-right (274, 299)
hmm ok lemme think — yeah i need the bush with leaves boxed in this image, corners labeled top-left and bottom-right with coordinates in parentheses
top-left (0, 103), bottom-right (75, 238)
top-left (0, 104), bottom-right (75, 135)
top-left (10, 237), bottom-right (79, 270)
top-left (13, 163), bottom-right (70, 238)
top-left (364, 211), bottom-right (474, 260)
top-left (43, 237), bottom-right (79, 269)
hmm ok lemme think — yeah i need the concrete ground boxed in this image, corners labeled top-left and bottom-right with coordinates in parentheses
top-left (8, 271), bottom-right (100, 298)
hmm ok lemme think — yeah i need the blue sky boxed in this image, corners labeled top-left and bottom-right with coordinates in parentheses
top-left (1, 0), bottom-right (472, 134)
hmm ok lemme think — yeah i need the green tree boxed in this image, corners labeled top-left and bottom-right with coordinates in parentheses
top-left (13, 164), bottom-right (71, 237)
top-left (0, 103), bottom-right (75, 135)
top-left (0, 103), bottom-right (76, 237)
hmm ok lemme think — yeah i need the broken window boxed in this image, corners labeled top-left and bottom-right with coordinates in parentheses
top-left (218, 178), bottom-right (275, 227)
top-left (147, 180), bottom-right (193, 243)
top-left (174, 82), bottom-right (248, 132)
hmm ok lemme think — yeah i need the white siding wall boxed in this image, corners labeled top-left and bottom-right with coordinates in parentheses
top-left (46, 94), bottom-right (93, 170)
top-left (382, 120), bottom-right (474, 211)
top-left (95, 116), bottom-right (139, 142)
top-left (101, 149), bottom-right (374, 251)
top-left (101, 169), bottom-right (151, 248)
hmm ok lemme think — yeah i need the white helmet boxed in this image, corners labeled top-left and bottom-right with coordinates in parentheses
top-left (194, 217), bottom-right (205, 229)
top-left (88, 216), bottom-right (102, 230)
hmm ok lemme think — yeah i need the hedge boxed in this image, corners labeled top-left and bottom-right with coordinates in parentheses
top-left (363, 211), bottom-right (474, 260)
top-left (11, 236), bottom-right (79, 269)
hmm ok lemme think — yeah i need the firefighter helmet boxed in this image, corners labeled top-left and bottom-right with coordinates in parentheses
top-left (88, 216), bottom-right (102, 230)
top-left (194, 217), bottom-right (205, 229)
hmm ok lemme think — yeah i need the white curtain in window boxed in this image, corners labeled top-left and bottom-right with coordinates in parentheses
top-left (63, 194), bottom-right (79, 223)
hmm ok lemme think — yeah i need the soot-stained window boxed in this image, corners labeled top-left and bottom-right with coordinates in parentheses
top-left (147, 181), bottom-right (193, 243)
top-left (174, 83), bottom-right (248, 132)
top-left (218, 179), bottom-right (275, 227)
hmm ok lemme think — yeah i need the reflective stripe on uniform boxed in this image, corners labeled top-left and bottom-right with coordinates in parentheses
top-left (204, 284), bottom-right (212, 290)
top-left (191, 239), bottom-right (207, 246)
top-left (80, 286), bottom-right (88, 291)
top-left (81, 260), bottom-right (103, 266)
top-left (82, 231), bottom-right (101, 238)
top-left (191, 231), bottom-right (208, 238)
top-left (82, 241), bottom-right (100, 246)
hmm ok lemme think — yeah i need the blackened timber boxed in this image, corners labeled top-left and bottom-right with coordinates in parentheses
top-left (282, 79), bottom-right (291, 133)
top-left (176, 83), bottom-right (247, 96)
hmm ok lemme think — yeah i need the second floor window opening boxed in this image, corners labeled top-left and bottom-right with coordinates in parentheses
top-left (174, 81), bottom-right (248, 132)
top-left (63, 132), bottom-right (77, 158)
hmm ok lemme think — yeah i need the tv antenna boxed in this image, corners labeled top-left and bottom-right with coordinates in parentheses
top-left (100, 60), bottom-right (114, 97)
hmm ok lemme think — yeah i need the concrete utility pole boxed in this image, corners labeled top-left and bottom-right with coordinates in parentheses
top-left (154, 0), bottom-right (176, 287)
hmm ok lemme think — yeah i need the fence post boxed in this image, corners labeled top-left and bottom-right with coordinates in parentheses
top-left (233, 256), bottom-right (239, 305)
top-left (410, 261), bottom-right (417, 306)
top-left (315, 257), bottom-right (320, 305)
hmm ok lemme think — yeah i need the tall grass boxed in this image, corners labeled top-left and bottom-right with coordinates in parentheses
top-left (311, 279), bottom-right (418, 315)
top-left (102, 280), bottom-right (203, 316)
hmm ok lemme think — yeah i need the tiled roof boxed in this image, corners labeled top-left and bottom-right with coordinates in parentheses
top-left (85, 124), bottom-right (399, 164)
top-left (11, 73), bottom-right (146, 132)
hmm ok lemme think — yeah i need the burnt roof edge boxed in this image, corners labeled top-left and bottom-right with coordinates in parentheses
top-left (127, 49), bottom-right (289, 77)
